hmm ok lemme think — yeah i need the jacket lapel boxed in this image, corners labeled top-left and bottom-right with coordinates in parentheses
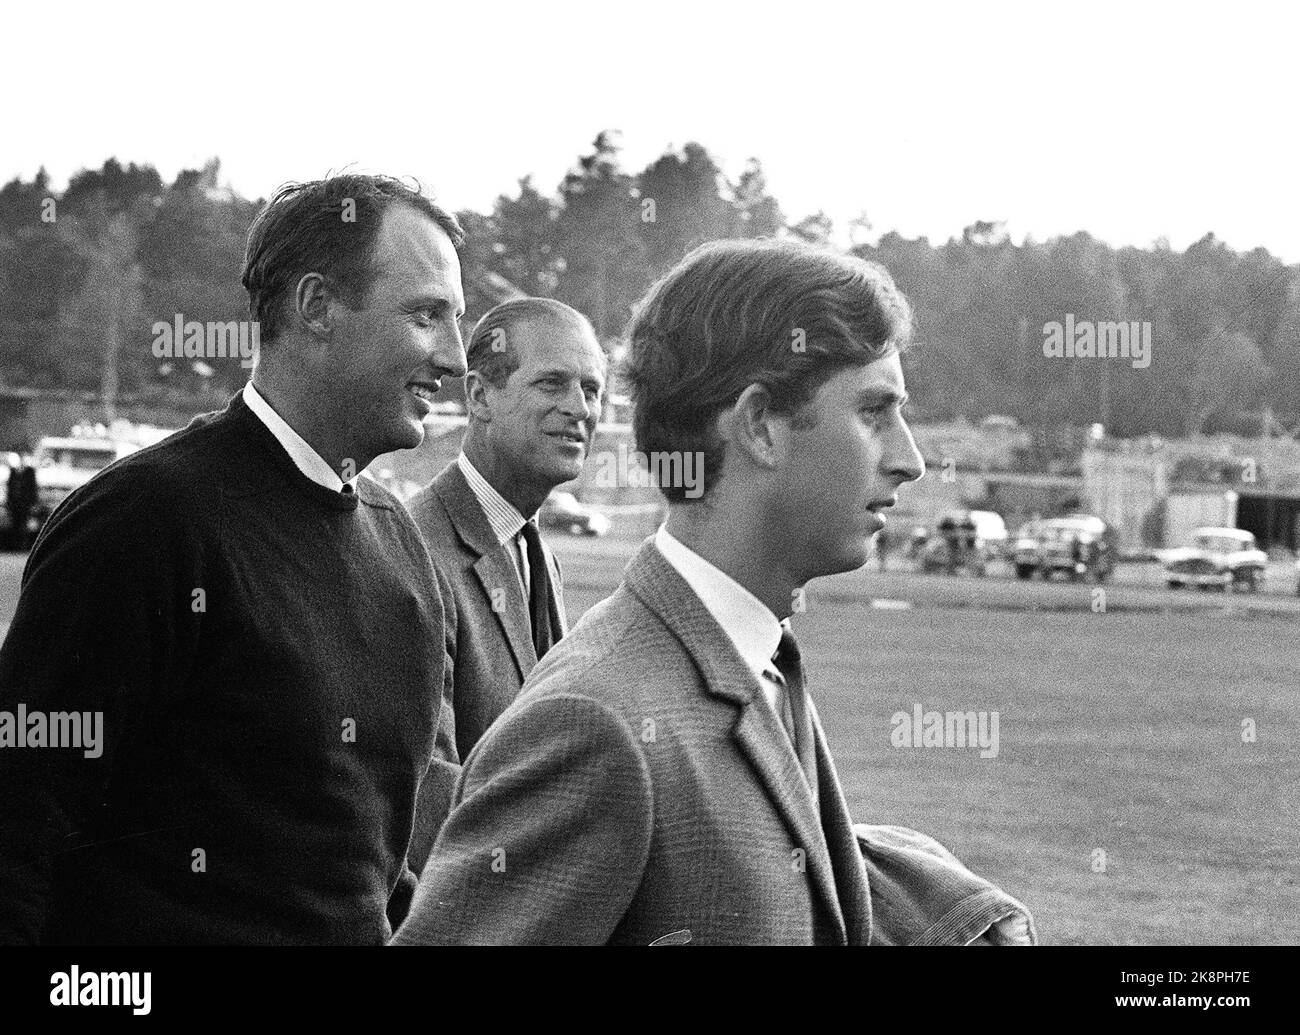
top-left (623, 538), bottom-right (847, 943)
top-left (809, 701), bottom-right (873, 946)
top-left (731, 708), bottom-right (845, 942)
top-left (434, 464), bottom-right (538, 680)
top-left (472, 551), bottom-right (537, 679)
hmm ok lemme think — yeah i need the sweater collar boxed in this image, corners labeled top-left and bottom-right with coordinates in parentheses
top-left (242, 381), bottom-right (359, 494)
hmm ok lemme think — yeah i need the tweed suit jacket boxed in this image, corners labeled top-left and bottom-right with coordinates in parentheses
top-left (392, 536), bottom-right (873, 945)
top-left (404, 461), bottom-right (567, 868)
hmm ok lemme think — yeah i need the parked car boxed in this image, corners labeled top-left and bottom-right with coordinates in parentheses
top-left (538, 490), bottom-right (611, 537)
top-left (1013, 514), bottom-right (1117, 582)
top-left (1160, 526), bottom-right (1267, 592)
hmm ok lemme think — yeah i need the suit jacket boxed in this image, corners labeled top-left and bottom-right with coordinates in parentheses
top-left (404, 461), bottom-right (567, 868)
top-left (392, 536), bottom-right (872, 945)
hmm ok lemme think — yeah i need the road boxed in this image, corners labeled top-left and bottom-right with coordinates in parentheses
top-left (4, 542), bottom-right (1299, 641)
top-left (549, 533), bottom-right (1300, 623)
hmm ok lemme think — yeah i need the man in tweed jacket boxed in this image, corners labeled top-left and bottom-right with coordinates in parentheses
top-left (393, 239), bottom-right (927, 945)
top-left (404, 299), bottom-right (602, 868)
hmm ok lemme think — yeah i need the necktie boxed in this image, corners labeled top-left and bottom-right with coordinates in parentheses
top-left (772, 627), bottom-right (818, 806)
top-left (519, 519), bottom-right (558, 659)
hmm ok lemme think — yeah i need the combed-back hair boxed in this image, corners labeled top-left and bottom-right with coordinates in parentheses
top-left (466, 297), bottom-right (594, 388)
top-left (241, 173), bottom-right (464, 343)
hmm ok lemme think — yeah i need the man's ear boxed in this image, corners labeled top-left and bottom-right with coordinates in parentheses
top-left (464, 370), bottom-right (493, 423)
top-left (294, 272), bottom-right (335, 339)
top-left (723, 383), bottom-right (782, 470)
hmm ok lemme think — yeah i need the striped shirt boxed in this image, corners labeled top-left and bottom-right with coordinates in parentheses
top-left (456, 452), bottom-right (534, 593)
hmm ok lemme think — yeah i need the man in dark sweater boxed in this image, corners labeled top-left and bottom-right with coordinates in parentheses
top-left (0, 174), bottom-right (467, 944)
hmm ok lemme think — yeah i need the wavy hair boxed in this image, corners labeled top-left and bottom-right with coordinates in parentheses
top-left (623, 238), bottom-right (912, 504)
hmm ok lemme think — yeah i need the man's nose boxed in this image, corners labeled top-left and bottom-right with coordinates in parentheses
top-left (558, 383), bottom-right (592, 420)
top-left (432, 321), bottom-right (467, 378)
top-left (888, 420), bottom-right (926, 485)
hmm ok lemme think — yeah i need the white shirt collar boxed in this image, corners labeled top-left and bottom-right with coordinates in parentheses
top-left (653, 525), bottom-right (785, 686)
top-left (457, 452), bottom-right (529, 546)
top-left (242, 382), bottom-right (358, 493)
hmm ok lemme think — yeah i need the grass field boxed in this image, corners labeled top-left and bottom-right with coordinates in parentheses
top-left (3, 541), bottom-right (1297, 944)
top-left (557, 540), bottom-right (1300, 946)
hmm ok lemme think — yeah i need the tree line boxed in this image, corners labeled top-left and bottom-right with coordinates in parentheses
top-left (1, 136), bottom-right (1296, 440)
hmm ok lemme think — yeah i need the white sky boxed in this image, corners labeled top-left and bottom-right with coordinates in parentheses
top-left (3, 0), bottom-right (1297, 260)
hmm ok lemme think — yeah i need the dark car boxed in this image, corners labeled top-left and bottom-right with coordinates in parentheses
top-left (538, 491), bottom-right (611, 537)
top-left (1013, 514), bottom-right (1117, 582)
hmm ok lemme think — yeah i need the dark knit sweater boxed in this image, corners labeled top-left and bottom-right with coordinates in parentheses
top-left (0, 393), bottom-right (446, 944)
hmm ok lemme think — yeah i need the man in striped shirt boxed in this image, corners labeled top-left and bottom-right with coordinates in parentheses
top-left (405, 298), bottom-right (606, 866)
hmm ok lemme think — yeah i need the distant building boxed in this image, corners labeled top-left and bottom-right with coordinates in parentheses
top-left (891, 421), bottom-right (1300, 552)
top-left (1081, 434), bottom-right (1300, 552)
